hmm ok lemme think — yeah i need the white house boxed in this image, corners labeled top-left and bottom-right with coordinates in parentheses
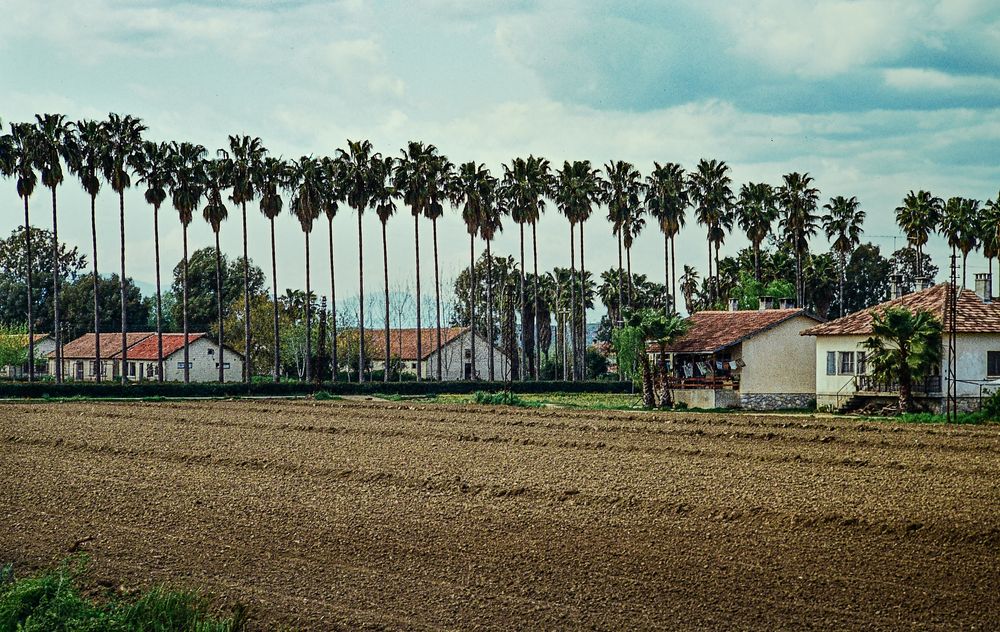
top-left (803, 277), bottom-right (1000, 412)
top-left (1, 333), bottom-right (56, 379)
top-left (368, 326), bottom-right (510, 381)
top-left (658, 302), bottom-right (822, 410)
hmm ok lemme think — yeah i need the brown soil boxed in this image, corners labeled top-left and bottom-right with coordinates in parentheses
top-left (2, 400), bottom-right (998, 630)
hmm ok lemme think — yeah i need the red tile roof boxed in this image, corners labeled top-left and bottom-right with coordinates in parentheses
top-left (56, 333), bottom-right (154, 359)
top-left (661, 309), bottom-right (820, 354)
top-left (802, 284), bottom-right (1000, 336)
top-left (367, 327), bottom-right (468, 360)
top-left (111, 333), bottom-right (206, 360)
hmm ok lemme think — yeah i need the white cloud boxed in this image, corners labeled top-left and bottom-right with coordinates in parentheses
top-left (883, 68), bottom-right (1000, 94)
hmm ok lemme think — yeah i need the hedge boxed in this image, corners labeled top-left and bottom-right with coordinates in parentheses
top-left (0, 379), bottom-right (634, 400)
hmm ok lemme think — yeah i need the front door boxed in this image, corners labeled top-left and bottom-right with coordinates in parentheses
top-left (75, 361), bottom-right (84, 380)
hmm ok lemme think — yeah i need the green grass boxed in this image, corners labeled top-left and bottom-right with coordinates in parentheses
top-left (0, 558), bottom-right (248, 631)
top-left (313, 391), bottom-right (343, 401)
top-left (869, 411), bottom-right (989, 425)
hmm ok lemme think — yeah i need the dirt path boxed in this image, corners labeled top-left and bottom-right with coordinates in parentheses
top-left (2, 400), bottom-right (998, 630)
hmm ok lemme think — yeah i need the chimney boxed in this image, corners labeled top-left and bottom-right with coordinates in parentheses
top-left (728, 298), bottom-right (740, 312)
top-left (779, 298), bottom-right (796, 310)
top-left (889, 274), bottom-right (904, 299)
top-left (975, 273), bottom-right (992, 303)
top-left (758, 296), bottom-right (775, 311)
top-left (914, 276), bottom-right (930, 292)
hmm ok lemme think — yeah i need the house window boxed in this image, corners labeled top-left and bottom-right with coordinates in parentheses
top-left (826, 351), bottom-right (836, 376)
top-left (207, 348), bottom-right (215, 356)
top-left (177, 361), bottom-right (191, 369)
top-left (146, 364), bottom-right (155, 377)
top-left (216, 362), bottom-right (231, 369)
top-left (857, 352), bottom-right (867, 376)
top-left (90, 361), bottom-right (99, 375)
top-left (839, 352), bottom-right (855, 375)
top-left (988, 351), bottom-right (1000, 377)
top-left (464, 348), bottom-right (471, 359)
top-left (128, 362), bottom-right (137, 377)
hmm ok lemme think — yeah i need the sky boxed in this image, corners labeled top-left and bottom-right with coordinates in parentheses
top-left (1, 0), bottom-right (999, 319)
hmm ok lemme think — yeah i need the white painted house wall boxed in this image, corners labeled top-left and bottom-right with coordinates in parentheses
top-left (162, 336), bottom-right (244, 382)
top-left (740, 315), bottom-right (818, 395)
top-left (421, 329), bottom-right (511, 381)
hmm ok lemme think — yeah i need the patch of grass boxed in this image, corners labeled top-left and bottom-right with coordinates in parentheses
top-left (472, 391), bottom-right (542, 407)
top-left (0, 557), bottom-right (247, 631)
top-left (313, 391), bottom-right (343, 401)
top-left (882, 411), bottom-right (987, 425)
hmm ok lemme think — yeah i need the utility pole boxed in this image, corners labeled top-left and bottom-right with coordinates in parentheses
top-left (946, 251), bottom-right (959, 422)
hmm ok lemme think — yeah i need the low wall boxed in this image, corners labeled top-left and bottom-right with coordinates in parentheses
top-left (740, 392), bottom-right (815, 411)
top-left (672, 389), bottom-right (740, 410)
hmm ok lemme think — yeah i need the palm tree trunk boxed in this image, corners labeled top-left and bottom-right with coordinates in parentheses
top-left (486, 240), bottom-right (495, 382)
top-left (214, 230), bottom-right (225, 383)
top-left (663, 231), bottom-right (669, 315)
top-left (382, 219), bottom-right (390, 383)
top-left (241, 201), bottom-right (251, 383)
top-left (839, 252), bottom-right (846, 318)
top-left (50, 187), bottom-right (62, 383)
top-left (753, 241), bottom-right (761, 282)
top-left (707, 235), bottom-right (713, 301)
top-left (271, 217), bottom-right (281, 383)
top-left (414, 214), bottom-right (422, 382)
top-left (469, 231), bottom-right (476, 381)
top-left (640, 352), bottom-right (655, 409)
top-left (626, 245), bottom-right (633, 310)
top-left (154, 203), bottom-right (164, 382)
top-left (579, 221), bottom-right (587, 381)
top-left (532, 221), bottom-right (540, 380)
top-left (962, 252), bottom-right (968, 288)
top-left (90, 194), bottom-right (101, 383)
top-left (714, 242), bottom-right (720, 303)
top-left (519, 222), bottom-right (526, 381)
top-left (23, 197), bottom-right (35, 382)
top-left (327, 217), bottom-right (336, 382)
top-left (357, 212), bottom-right (365, 383)
top-left (182, 224), bottom-right (190, 384)
top-left (569, 221), bottom-right (576, 382)
top-left (899, 350), bottom-right (912, 413)
top-left (433, 217), bottom-right (442, 381)
top-left (304, 231), bottom-right (312, 382)
top-left (616, 231), bottom-right (624, 318)
top-left (119, 190), bottom-right (128, 385)
top-left (670, 235), bottom-right (678, 315)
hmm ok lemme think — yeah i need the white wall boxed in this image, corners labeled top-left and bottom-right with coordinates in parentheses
top-left (162, 337), bottom-right (244, 382)
top-left (740, 315), bottom-right (818, 395)
top-left (813, 334), bottom-right (871, 408)
top-left (422, 330), bottom-right (511, 381)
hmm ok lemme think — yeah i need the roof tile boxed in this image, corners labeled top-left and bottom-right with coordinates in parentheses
top-left (662, 309), bottom-right (819, 354)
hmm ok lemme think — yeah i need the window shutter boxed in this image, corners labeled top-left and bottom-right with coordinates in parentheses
top-left (826, 351), bottom-right (836, 375)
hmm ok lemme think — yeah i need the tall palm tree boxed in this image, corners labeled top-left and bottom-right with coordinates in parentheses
top-left (822, 195), bottom-right (865, 317)
top-left (132, 141), bottom-right (174, 381)
top-left (984, 192), bottom-right (1000, 297)
top-left (480, 184), bottom-right (505, 382)
top-left (940, 196), bottom-right (981, 288)
top-left (338, 140), bottom-right (377, 382)
top-left (425, 154), bottom-right (453, 381)
top-left (256, 156), bottom-right (288, 382)
top-left (319, 156), bottom-right (343, 381)
top-left (603, 161), bottom-right (644, 312)
top-left (370, 155), bottom-right (398, 382)
top-left (288, 156), bottom-right (324, 382)
top-left (34, 114), bottom-right (74, 383)
top-left (221, 135), bottom-right (265, 383)
top-left (167, 142), bottom-right (207, 383)
top-left (68, 120), bottom-right (106, 381)
top-left (645, 162), bottom-right (688, 314)
top-left (101, 113), bottom-right (146, 383)
top-left (202, 158), bottom-right (231, 383)
top-left (687, 159), bottom-right (732, 302)
top-left (776, 172), bottom-right (820, 307)
top-left (736, 182), bottom-right (777, 282)
top-left (5, 123), bottom-right (40, 380)
top-left (895, 190), bottom-right (943, 279)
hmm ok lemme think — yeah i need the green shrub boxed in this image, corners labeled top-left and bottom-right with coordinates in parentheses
top-left (313, 391), bottom-right (342, 401)
top-left (472, 391), bottom-right (540, 407)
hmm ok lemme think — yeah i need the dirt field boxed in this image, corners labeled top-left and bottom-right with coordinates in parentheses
top-left (2, 399), bottom-right (998, 630)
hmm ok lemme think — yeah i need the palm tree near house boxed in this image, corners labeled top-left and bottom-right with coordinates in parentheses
top-left (862, 307), bottom-right (942, 413)
top-left (822, 195), bottom-right (866, 317)
top-left (318, 156), bottom-right (343, 380)
top-left (68, 120), bottom-right (107, 381)
top-left (167, 142), bottom-right (208, 384)
top-left (202, 158), bottom-right (231, 383)
top-left (424, 153), bottom-right (453, 381)
top-left (287, 156), bottom-right (324, 382)
top-left (4, 123), bottom-right (40, 380)
top-left (101, 113), bottom-right (146, 383)
top-left (736, 182), bottom-right (778, 283)
top-left (603, 160), bottom-right (643, 312)
top-left (645, 162), bottom-right (687, 314)
top-left (338, 140), bottom-right (377, 382)
top-left (940, 196), bottom-right (981, 288)
top-left (687, 159), bottom-right (733, 303)
top-left (370, 155), bottom-right (399, 382)
top-left (776, 172), bottom-right (820, 308)
top-left (983, 192), bottom-right (1000, 298)
top-left (895, 190), bottom-right (943, 280)
top-left (256, 156), bottom-right (289, 382)
top-left (679, 265), bottom-right (701, 314)
top-left (33, 114), bottom-right (74, 383)
top-left (480, 183), bottom-right (505, 381)
top-left (221, 135), bottom-right (265, 383)
top-left (132, 141), bottom-right (174, 381)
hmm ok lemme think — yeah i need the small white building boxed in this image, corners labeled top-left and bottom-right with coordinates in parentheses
top-left (803, 278), bottom-right (1000, 412)
top-left (368, 326), bottom-right (510, 381)
top-left (1, 333), bottom-right (56, 379)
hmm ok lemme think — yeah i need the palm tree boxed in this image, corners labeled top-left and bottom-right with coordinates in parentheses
top-left (645, 162), bottom-right (687, 314)
top-left (4, 123), bottom-right (40, 380)
top-left (256, 156), bottom-right (288, 382)
top-left (862, 307), bottom-right (942, 413)
top-left (167, 142), bottom-right (207, 383)
top-left (101, 113), bottom-right (146, 383)
top-left (940, 197), bottom-right (981, 288)
top-left (822, 195), bottom-right (865, 317)
top-left (776, 172), bottom-right (820, 307)
top-left (68, 119), bottom-right (106, 381)
top-left (288, 156), bottom-right (324, 382)
top-left (687, 159), bottom-right (733, 302)
top-left (338, 140), bottom-right (377, 382)
top-left (370, 155), bottom-right (398, 382)
top-left (679, 265), bottom-right (701, 314)
top-left (480, 185), bottom-right (505, 381)
top-left (425, 154), bottom-right (453, 381)
top-left (319, 156), bottom-right (343, 381)
top-left (736, 182), bottom-right (777, 282)
top-left (604, 161), bottom-right (644, 312)
top-left (221, 135), bottom-right (265, 383)
top-left (132, 141), bottom-right (174, 381)
top-left (34, 114), bottom-right (74, 383)
top-left (895, 190), bottom-right (943, 279)
top-left (202, 158), bottom-right (230, 383)
top-left (984, 192), bottom-right (1000, 298)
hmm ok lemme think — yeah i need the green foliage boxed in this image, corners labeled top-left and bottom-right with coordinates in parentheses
top-left (0, 323), bottom-right (29, 368)
top-left (979, 389), bottom-right (1000, 422)
top-left (169, 248), bottom-right (265, 334)
top-left (863, 308), bottom-right (942, 384)
top-left (472, 390), bottom-right (540, 407)
top-left (313, 390), bottom-right (342, 401)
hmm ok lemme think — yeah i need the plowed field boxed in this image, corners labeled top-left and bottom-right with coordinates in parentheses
top-left (2, 399), bottom-right (998, 630)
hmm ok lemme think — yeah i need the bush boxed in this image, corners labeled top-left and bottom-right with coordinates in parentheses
top-left (472, 391), bottom-right (540, 407)
top-left (980, 390), bottom-right (1000, 422)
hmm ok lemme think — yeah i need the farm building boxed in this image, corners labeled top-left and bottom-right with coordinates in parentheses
top-left (803, 277), bottom-right (1000, 413)
top-left (368, 326), bottom-right (510, 380)
top-left (657, 301), bottom-right (822, 410)
top-left (50, 332), bottom-right (243, 382)
top-left (0, 333), bottom-right (56, 379)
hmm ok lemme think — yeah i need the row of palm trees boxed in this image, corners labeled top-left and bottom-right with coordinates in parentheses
top-left (3, 112), bottom-right (998, 385)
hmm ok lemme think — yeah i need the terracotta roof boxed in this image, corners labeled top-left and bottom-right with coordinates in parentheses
top-left (802, 283), bottom-right (1000, 336)
top-left (110, 333), bottom-right (206, 360)
top-left (367, 327), bottom-right (468, 360)
top-left (55, 333), bottom-right (155, 359)
top-left (661, 309), bottom-right (820, 354)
